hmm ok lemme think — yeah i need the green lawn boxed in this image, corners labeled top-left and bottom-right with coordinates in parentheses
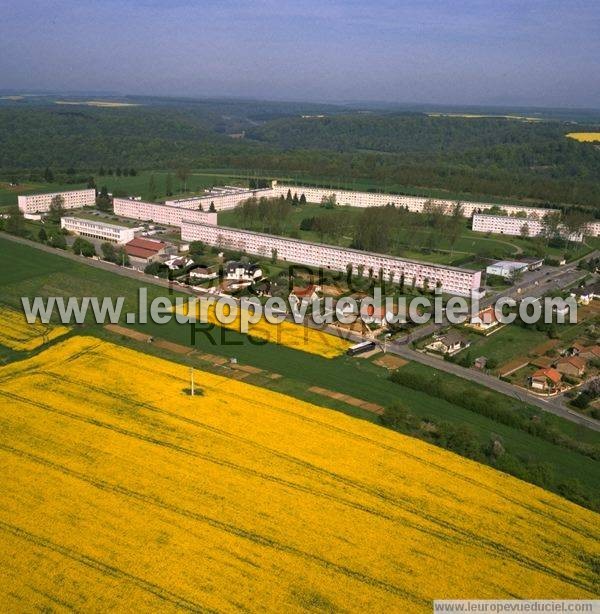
top-left (2, 235), bottom-right (599, 510)
top-left (464, 326), bottom-right (550, 366)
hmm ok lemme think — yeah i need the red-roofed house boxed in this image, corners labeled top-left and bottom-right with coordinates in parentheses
top-left (125, 237), bottom-right (168, 270)
top-left (289, 284), bottom-right (321, 307)
top-left (555, 356), bottom-right (586, 378)
top-left (360, 303), bottom-right (393, 326)
top-left (579, 345), bottom-right (600, 362)
top-left (468, 307), bottom-right (499, 332)
top-left (529, 368), bottom-right (562, 393)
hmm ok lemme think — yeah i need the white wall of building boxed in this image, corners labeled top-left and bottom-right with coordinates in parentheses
top-left (472, 213), bottom-right (583, 242)
top-left (61, 217), bottom-right (135, 244)
top-left (18, 189), bottom-right (96, 214)
top-left (165, 187), bottom-right (274, 212)
top-left (113, 198), bottom-right (217, 227)
top-left (181, 221), bottom-right (481, 296)
top-left (270, 182), bottom-right (553, 219)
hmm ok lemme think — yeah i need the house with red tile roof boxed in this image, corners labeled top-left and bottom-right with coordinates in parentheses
top-left (529, 368), bottom-right (561, 393)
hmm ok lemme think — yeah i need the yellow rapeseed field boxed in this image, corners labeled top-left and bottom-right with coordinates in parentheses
top-left (566, 132), bottom-right (600, 142)
top-left (176, 298), bottom-right (350, 358)
top-left (0, 306), bottom-right (70, 351)
top-left (0, 336), bottom-right (598, 612)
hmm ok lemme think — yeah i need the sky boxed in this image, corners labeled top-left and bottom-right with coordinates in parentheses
top-left (1, 0), bottom-right (599, 108)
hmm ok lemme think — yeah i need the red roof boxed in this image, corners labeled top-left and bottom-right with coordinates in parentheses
top-left (556, 356), bottom-right (586, 370)
top-left (532, 368), bottom-right (561, 384)
top-left (360, 304), bottom-right (387, 318)
top-left (127, 237), bottom-right (166, 251)
top-left (478, 307), bottom-right (497, 324)
top-left (292, 284), bottom-right (318, 298)
top-left (125, 237), bottom-right (166, 260)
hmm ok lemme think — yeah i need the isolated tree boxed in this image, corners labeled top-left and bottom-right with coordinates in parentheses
top-left (47, 195), bottom-right (65, 223)
top-left (148, 174), bottom-right (157, 201)
top-left (299, 193), bottom-right (307, 206)
top-left (286, 189), bottom-right (293, 203)
top-left (96, 186), bottom-right (112, 212)
top-left (165, 173), bottom-right (174, 197)
top-left (49, 233), bottom-right (67, 249)
top-left (38, 227), bottom-right (48, 243)
top-left (176, 167), bottom-right (190, 192)
top-left (271, 248), bottom-right (277, 263)
top-left (4, 206), bottom-right (26, 236)
top-left (72, 237), bottom-right (96, 257)
top-left (292, 192), bottom-right (299, 206)
top-left (520, 222), bottom-right (530, 239)
top-left (541, 212), bottom-right (561, 244)
top-left (101, 242), bottom-right (116, 262)
top-left (209, 201), bottom-right (216, 212)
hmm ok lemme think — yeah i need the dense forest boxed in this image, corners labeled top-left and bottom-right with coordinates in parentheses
top-left (1, 96), bottom-right (599, 209)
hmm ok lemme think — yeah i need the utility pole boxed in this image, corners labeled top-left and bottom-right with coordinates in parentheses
top-left (190, 367), bottom-right (195, 396)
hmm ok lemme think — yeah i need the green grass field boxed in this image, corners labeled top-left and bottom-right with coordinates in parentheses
top-left (1, 235), bottom-right (599, 509)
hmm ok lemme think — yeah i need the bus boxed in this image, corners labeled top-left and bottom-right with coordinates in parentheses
top-left (346, 341), bottom-right (377, 357)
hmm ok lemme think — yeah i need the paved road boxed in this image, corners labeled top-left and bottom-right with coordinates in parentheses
top-left (3, 232), bottom-right (599, 431)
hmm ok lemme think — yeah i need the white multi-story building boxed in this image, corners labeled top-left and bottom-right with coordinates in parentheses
top-left (472, 213), bottom-right (583, 242)
top-left (181, 221), bottom-right (482, 296)
top-left (113, 198), bottom-right (217, 227)
top-left (586, 221), bottom-right (600, 237)
top-left (18, 189), bottom-right (96, 214)
top-left (61, 217), bottom-right (136, 244)
top-left (165, 187), bottom-right (274, 212)
top-left (270, 182), bottom-right (553, 219)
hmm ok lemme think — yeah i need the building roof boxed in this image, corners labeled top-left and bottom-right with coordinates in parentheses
top-left (291, 284), bottom-right (319, 298)
top-left (438, 330), bottom-right (467, 347)
top-left (360, 304), bottom-right (388, 318)
top-left (473, 307), bottom-right (497, 325)
top-left (580, 345), bottom-right (600, 358)
top-left (532, 368), bottom-right (561, 384)
top-left (556, 356), bottom-right (586, 371)
top-left (487, 260), bottom-right (529, 270)
top-left (125, 237), bottom-right (166, 260)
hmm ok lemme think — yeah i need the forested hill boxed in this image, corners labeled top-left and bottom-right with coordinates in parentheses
top-left (0, 96), bottom-right (599, 209)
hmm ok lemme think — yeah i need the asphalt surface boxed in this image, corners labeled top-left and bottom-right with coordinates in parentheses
top-left (2, 231), bottom-right (599, 431)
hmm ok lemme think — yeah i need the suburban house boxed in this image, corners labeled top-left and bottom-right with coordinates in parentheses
top-left (566, 341), bottom-right (586, 357)
top-left (554, 356), bottom-right (586, 378)
top-left (188, 266), bottom-right (218, 281)
top-left (359, 304), bottom-right (394, 326)
top-left (224, 261), bottom-right (263, 283)
top-left (468, 307), bottom-right (499, 332)
top-left (163, 256), bottom-right (194, 270)
top-left (529, 368), bottom-right (562, 393)
top-left (125, 237), bottom-right (168, 270)
top-left (570, 282), bottom-right (600, 305)
top-left (289, 284), bottom-right (321, 307)
top-left (425, 331), bottom-right (469, 355)
top-left (579, 345), bottom-right (600, 362)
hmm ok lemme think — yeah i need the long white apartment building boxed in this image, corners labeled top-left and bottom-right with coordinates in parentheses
top-left (18, 189), bottom-right (96, 214)
top-left (472, 213), bottom-right (584, 242)
top-left (113, 198), bottom-right (217, 227)
top-left (181, 221), bottom-right (482, 296)
top-left (270, 182), bottom-right (553, 219)
top-left (61, 217), bottom-right (135, 244)
top-left (165, 187), bottom-right (273, 212)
